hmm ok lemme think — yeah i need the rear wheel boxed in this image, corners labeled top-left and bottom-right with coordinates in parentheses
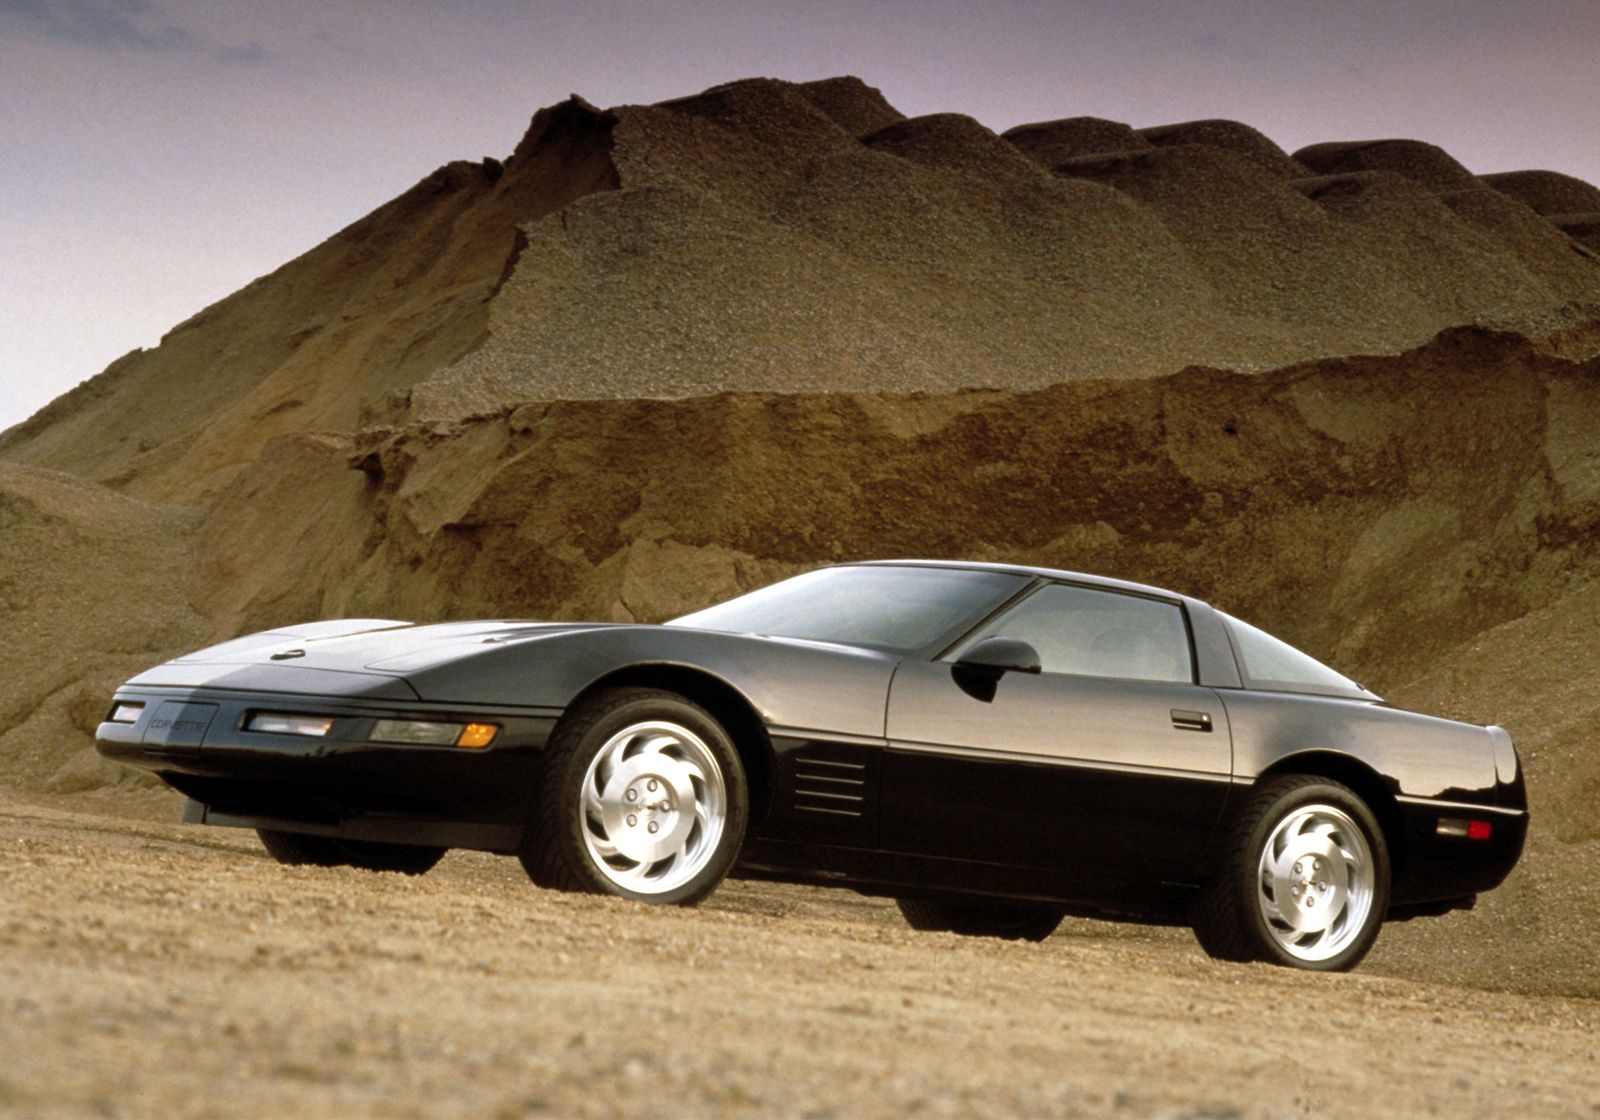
top-left (520, 688), bottom-right (748, 906)
top-left (256, 828), bottom-right (444, 875)
top-left (1193, 776), bottom-right (1389, 971)
top-left (896, 897), bottom-right (1064, 942)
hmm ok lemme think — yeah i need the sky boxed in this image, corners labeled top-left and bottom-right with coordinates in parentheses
top-left (3, 0), bottom-right (1598, 434)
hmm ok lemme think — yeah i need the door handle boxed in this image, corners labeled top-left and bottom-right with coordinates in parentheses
top-left (1171, 709), bottom-right (1213, 732)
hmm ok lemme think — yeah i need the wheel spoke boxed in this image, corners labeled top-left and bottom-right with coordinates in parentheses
top-left (601, 855), bottom-right (650, 883)
top-left (594, 747), bottom-right (618, 788)
top-left (1267, 861), bottom-right (1306, 932)
top-left (582, 779), bottom-right (607, 824)
top-left (635, 733), bottom-right (679, 757)
top-left (586, 830), bottom-right (624, 862)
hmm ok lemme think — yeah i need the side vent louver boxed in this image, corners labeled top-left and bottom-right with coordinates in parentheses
top-left (794, 755), bottom-right (867, 818)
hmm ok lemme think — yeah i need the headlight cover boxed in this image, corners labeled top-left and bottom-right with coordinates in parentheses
top-left (108, 702), bottom-right (146, 724)
top-left (246, 712), bottom-right (335, 738)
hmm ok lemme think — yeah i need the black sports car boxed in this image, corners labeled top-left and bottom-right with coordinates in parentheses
top-left (96, 561), bottom-right (1526, 971)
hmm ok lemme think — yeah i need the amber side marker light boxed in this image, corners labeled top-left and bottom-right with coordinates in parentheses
top-left (456, 723), bottom-right (498, 749)
top-left (369, 719), bottom-right (498, 747)
top-left (1437, 817), bottom-right (1492, 840)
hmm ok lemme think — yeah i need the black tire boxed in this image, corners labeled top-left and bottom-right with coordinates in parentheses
top-left (896, 897), bottom-right (1064, 942)
top-left (256, 828), bottom-right (444, 876)
top-left (1193, 775), bottom-right (1390, 971)
top-left (519, 687), bottom-right (748, 906)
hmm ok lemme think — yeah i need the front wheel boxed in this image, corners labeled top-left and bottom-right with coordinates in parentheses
top-left (520, 688), bottom-right (748, 906)
top-left (1193, 776), bottom-right (1389, 971)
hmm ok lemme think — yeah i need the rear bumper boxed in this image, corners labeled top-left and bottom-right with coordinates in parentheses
top-left (1391, 796), bottom-right (1528, 906)
top-left (96, 685), bottom-right (560, 853)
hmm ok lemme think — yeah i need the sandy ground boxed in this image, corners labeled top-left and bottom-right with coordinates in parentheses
top-left (2, 796), bottom-right (1595, 1120)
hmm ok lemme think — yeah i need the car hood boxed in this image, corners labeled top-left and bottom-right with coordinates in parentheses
top-left (126, 617), bottom-right (901, 735)
top-left (165, 618), bottom-right (618, 675)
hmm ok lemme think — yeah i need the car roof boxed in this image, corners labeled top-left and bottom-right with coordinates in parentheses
top-left (847, 559), bottom-right (1204, 606)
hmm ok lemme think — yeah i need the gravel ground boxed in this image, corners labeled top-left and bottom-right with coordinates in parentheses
top-left (2, 797), bottom-right (1595, 1120)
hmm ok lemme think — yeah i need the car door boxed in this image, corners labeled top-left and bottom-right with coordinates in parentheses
top-left (882, 581), bottom-right (1233, 902)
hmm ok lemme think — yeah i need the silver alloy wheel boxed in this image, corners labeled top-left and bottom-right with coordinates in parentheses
top-left (1256, 802), bottom-right (1375, 963)
top-left (579, 719), bottom-right (727, 895)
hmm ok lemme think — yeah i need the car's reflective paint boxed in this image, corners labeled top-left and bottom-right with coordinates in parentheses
top-left (95, 560), bottom-right (1527, 924)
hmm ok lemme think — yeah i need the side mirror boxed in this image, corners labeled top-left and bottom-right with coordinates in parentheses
top-left (951, 637), bottom-right (1041, 702)
top-left (953, 636), bottom-right (1042, 676)
top-left (947, 643), bottom-right (1049, 704)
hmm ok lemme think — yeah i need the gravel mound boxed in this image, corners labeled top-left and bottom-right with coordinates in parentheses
top-left (1295, 138), bottom-right (1480, 191)
top-left (1481, 169), bottom-right (1600, 215)
top-left (1000, 115), bottom-right (1151, 165)
top-left (863, 112), bottom-right (1048, 179)
top-left (1551, 211), bottom-right (1600, 252)
top-left (1137, 118), bottom-right (1308, 178)
top-left (1059, 147), bottom-right (1483, 337)
top-left (793, 76), bottom-right (905, 137)
top-left (434, 100), bottom-right (1599, 417)
top-left (655, 77), bottom-right (858, 162)
top-left (6, 76), bottom-right (1599, 498)
top-left (1440, 186), bottom-right (1600, 300)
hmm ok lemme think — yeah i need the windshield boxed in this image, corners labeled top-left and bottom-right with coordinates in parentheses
top-left (668, 566), bottom-right (1030, 652)
top-left (1221, 612), bottom-right (1373, 699)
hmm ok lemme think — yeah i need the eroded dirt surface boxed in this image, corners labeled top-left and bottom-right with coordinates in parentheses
top-left (1, 798), bottom-right (1595, 1119)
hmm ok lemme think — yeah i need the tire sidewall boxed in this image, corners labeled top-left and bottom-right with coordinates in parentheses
top-left (554, 692), bottom-right (748, 906)
top-left (1243, 780), bottom-right (1390, 972)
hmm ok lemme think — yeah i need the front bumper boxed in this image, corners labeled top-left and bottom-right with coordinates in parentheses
top-left (96, 685), bottom-right (560, 853)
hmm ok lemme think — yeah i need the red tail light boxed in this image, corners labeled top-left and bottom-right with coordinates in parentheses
top-left (1437, 817), bottom-right (1493, 840)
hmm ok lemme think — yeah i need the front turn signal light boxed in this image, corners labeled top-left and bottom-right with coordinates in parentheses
top-left (369, 719), bottom-right (498, 747)
top-left (456, 723), bottom-right (498, 749)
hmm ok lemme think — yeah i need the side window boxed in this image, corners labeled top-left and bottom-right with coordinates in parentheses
top-left (954, 584), bottom-right (1194, 684)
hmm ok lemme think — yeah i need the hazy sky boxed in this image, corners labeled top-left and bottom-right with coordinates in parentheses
top-left (3, 0), bottom-right (1597, 434)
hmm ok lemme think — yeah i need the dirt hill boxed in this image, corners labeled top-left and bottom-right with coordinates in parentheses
top-left (0, 464), bottom-right (204, 798)
top-left (4, 77), bottom-right (1598, 506)
top-left (3, 77), bottom-right (1600, 1000)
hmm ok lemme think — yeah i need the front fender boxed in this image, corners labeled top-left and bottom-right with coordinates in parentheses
top-left (403, 625), bottom-right (899, 739)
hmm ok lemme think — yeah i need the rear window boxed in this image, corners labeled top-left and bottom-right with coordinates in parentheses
top-left (1222, 613), bottom-right (1371, 698)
